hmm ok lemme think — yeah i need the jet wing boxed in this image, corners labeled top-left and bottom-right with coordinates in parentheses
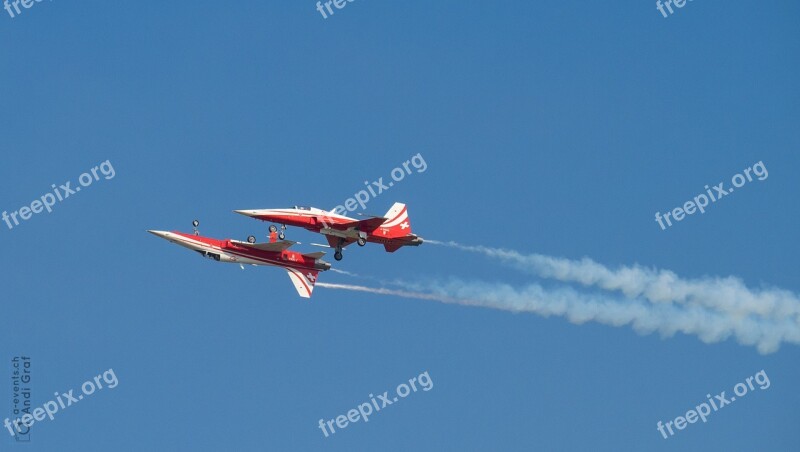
top-left (331, 216), bottom-right (387, 232)
top-left (285, 268), bottom-right (319, 298)
top-left (230, 239), bottom-right (296, 252)
top-left (324, 235), bottom-right (357, 249)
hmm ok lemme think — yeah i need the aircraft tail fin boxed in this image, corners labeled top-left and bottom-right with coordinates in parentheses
top-left (285, 268), bottom-right (318, 298)
top-left (379, 202), bottom-right (413, 238)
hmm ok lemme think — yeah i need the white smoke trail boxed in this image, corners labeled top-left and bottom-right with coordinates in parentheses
top-left (330, 268), bottom-right (361, 277)
top-left (317, 282), bottom-right (460, 303)
top-left (319, 241), bottom-right (800, 353)
top-left (317, 280), bottom-right (800, 354)
top-left (426, 240), bottom-right (800, 322)
top-left (328, 268), bottom-right (402, 286)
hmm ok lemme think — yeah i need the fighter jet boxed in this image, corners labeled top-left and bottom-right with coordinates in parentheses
top-left (233, 202), bottom-right (423, 261)
top-left (148, 221), bottom-right (330, 298)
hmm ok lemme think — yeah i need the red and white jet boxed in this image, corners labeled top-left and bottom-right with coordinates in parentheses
top-left (234, 202), bottom-right (423, 261)
top-left (147, 223), bottom-right (330, 298)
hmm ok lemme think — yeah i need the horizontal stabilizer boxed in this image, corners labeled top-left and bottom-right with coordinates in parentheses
top-left (383, 235), bottom-right (423, 253)
top-left (384, 243), bottom-right (403, 253)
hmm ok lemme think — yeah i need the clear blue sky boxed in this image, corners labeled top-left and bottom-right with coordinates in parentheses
top-left (2, 1), bottom-right (798, 450)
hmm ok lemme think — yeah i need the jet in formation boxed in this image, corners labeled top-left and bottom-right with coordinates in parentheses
top-left (149, 203), bottom-right (422, 298)
top-left (234, 202), bottom-right (423, 261)
top-left (148, 225), bottom-right (329, 298)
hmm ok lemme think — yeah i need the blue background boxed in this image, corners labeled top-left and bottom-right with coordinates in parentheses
top-left (1, 1), bottom-right (798, 450)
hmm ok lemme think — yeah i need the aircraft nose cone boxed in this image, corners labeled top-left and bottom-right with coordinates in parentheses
top-left (147, 230), bottom-right (170, 239)
top-left (233, 210), bottom-right (259, 217)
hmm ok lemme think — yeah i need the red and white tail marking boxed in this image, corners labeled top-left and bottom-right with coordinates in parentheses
top-left (285, 268), bottom-right (319, 298)
top-left (379, 202), bottom-right (412, 238)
